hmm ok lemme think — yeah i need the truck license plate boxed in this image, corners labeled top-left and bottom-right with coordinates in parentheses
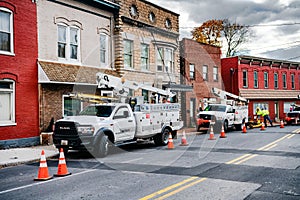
top-left (61, 140), bottom-right (68, 145)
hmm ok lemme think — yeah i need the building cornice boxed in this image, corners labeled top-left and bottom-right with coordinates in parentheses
top-left (121, 16), bottom-right (179, 38)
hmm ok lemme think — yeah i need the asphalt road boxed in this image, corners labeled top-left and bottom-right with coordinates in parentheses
top-left (0, 126), bottom-right (300, 200)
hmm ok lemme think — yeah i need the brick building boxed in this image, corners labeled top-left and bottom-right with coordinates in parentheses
top-left (221, 55), bottom-right (300, 121)
top-left (37, 0), bottom-right (119, 131)
top-left (180, 39), bottom-right (223, 127)
top-left (0, 0), bottom-right (39, 148)
top-left (113, 0), bottom-right (180, 103)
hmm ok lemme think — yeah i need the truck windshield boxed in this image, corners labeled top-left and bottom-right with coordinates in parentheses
top-left (204, 105), bottom-right (226, 112)
top-left (79, 105), bottom-right (115, 117)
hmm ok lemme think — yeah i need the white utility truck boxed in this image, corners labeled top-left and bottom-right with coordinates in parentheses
top-left (196, 88), bottom-right (248, 132)
top-left (53, 73), bottom-right (183, 157)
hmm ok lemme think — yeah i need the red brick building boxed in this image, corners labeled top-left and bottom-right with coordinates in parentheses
top-left (0, 0), bottom-right (39, 148)
top-left (221, 55), bottom-right (300, 121)
top-left (180, 39), bottom-right (223, 127)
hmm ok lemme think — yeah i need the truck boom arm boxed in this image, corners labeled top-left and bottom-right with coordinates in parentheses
top-left (212, 87), bottom-right (247, 103)
top-left (96, 72), bottom-right (175, 97)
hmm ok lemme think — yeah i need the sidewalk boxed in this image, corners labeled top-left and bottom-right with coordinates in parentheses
top-left (0, 145), bottom-right (58, 169)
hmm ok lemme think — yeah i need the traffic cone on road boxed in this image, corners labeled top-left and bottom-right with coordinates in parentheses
top-left (208, 126), bottom-right (216, 140)
top-left (260, 122), bottom-right (265, 131)
top-left (167, 133), bottom-right (174, 149)
top-left (220, 125), bottom-right (227, 138)
top-left (180, 130), bottom-right (189, 146)
top-left (280, 120), bottom-right (284, 128)
top-left (34, 150), bottom-right (53, 181)
top-left (54, 148), bottom-right (71, 177)
top-left (242, 123), bottom-right (247, 133)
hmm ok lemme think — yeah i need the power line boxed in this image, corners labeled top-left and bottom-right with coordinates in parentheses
top-left (179, 22), bottom-right (300, 29)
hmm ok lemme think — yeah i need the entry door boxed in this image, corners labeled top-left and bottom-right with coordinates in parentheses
top-left (113, 106), bottom-right (135, 141)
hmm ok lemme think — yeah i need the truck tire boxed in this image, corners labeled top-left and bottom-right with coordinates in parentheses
top-left (234, 124), bottom-right (242, 131)
top-left (95, 135), bottom-right (109, 158)
top-left (223, 120), bottom-right (229, 132)
top-left (154, 128), bottom-right (169, 146)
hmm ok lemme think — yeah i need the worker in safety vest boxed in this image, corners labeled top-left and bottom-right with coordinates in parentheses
top-left (256, 107), bottom-right (263, 116)
top-left (262, 108), bottom-right (273, 127)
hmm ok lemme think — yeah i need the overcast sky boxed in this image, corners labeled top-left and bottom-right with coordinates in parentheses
top-left (150, 0), bottom-right (300, 62)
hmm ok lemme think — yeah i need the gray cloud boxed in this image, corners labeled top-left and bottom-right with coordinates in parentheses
top-left (152, 0), bottom-right (300, 60)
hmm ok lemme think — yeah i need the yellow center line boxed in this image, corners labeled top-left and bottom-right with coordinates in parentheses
top-left (234, 154), bottom-right (258, 165)
top-left (155, 178), bottom-right (207, 200)
top-left (263, 144), bottom-right (277, 151)
top-left (139, 176), bottom-right (198, 200)
top-left (292, 128), bottom-right (300, 133)
top-left (257, 134), bottom-right (291, 151)
top-left (287, 134), bottom-right (295, 139)
top-left (227, 134), bottom-right (292, 165)
top-left (226, 154), bottom-right (252, 164)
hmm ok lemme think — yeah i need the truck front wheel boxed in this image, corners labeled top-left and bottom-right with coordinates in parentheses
top-left (223, 120), bottom-right (229, 132)
top-left (95, 135), bottom-right (109, 158)
top-left (154, 129), bottom-right (169, 146)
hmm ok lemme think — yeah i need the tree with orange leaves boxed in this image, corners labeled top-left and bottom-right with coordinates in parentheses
top-left (192, 19), bottom-right (250, 57)
top-left (192, 19), bottom-right (223, 47)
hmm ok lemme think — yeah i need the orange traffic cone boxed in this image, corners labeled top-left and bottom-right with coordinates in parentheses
top-left (242, 123), bottom-right (247, 133)
top-left (180, 130), bottom-right (189, 146)
top-left (260, 122), bottom-right (265, 131)
top-left (280, 120), bottom-right (284, 128)
top-left (34, 150), bottom-right (53, 181)
top-left (208, 126), bottom-right (216, 140)
top-left (54, 148), bottom-right (71, 177)
top-left (167, 133), bottom-right (174, 149)
top-left (220, 125), bottom-right (227, 138)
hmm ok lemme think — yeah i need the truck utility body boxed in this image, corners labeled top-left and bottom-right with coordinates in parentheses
top-left (53, 72), bottom-right (183, 157)
top-left (54, 102), bottom-right (182, 157)
top-left (196, 88), bottom-right (248, 132)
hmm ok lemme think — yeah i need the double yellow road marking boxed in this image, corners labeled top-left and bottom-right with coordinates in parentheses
top-left (227, 134), bottom-right (294, 165)
top-left (139, 176), bottom-right (207, 200)
top-left (140, 133), bottom-right (296, 199)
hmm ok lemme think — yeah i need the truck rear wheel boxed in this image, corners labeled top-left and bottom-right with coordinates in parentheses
top-left (154, 128), bottom-right (169, 146)
top-left (95, 135), bottom-right (109, 158)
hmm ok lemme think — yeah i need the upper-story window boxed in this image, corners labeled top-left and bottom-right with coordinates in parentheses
top-left (264, 71), bottom-right (268, 88)
top-left (100, 33), bottom-right (108, 66)
top-left (0, 8), bottom-right (13, 54)
top-left (282, 73), bottom-right (287, 89)
top-left (0, 79), bottom-right (15, 125)
top-left (291, 74), bottom-right (295, 89)
top-left (189, 64), bottom-right (195, 80)
top-left (213, 66), bottom-right (218, 81)
top-left (165, 18), bottom-right (172, 29)
top-left (254, 71), bottom-right (258, 88)
top-left (165, 48), bottom-right (174, 73)
top-left (141, 43), bottom-right (149, 70)
top-left (124, 39), bottom-right (133, 69)
top-left (243, 70), bottom-right (248, 88)
top-left (156, 47), bottom-right (174, 73)
top-left (202, 65), bottom-right (208, 81)
top-left (58, 24), bottom-right (80, 62)
top-left (274, 73), bottom-right (278, 89)
top-left (149, 12), bottom-right (156, 23)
